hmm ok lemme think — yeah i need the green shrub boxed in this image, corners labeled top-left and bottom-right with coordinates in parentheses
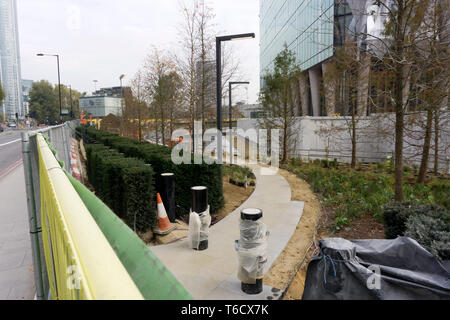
top-left (383, 202), bottom-right (416, 239)
top-left (405, 213), bottom-right (450, 260)
top-left (85, 143), bottom-right (156, 232)
top-left (384, 202), bottom-right (450, 240)
top-left (82, 127), bottom-right (224, 215)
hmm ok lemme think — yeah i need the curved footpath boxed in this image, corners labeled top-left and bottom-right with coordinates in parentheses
top-left (150, 165), bottom-right (304, 300)
top-left (0, 164), bottom-right (35, 300)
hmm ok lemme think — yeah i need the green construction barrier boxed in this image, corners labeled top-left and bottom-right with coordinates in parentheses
top-left (65, 172), bottom-right (193, 300)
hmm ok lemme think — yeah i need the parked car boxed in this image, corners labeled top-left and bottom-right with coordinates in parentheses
top-left (0, 126), bottom-right (4, 133)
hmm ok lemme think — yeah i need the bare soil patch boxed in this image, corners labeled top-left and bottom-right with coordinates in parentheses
top-left (262, 168), bottom-right (322, 299)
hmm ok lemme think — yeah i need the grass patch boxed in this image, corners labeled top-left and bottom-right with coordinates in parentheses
top-left (223, 165), bottom-right (256, 187)
top-left (282, 160), bottom-right (449, 231)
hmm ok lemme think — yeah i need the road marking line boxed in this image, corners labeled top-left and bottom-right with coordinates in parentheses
top-left (0, 138), bottom-right (21, 148)
top-left (0, 158), bottom-right (23, 180)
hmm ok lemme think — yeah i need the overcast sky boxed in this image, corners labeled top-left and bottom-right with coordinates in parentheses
top-left (17, 0), bottom-right (260, 104)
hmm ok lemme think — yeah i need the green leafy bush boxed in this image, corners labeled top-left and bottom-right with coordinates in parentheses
top-left (85, 143), bottom-right (155, 232)
top-left (224, 165), bottom-right (256, 187)
top-left (282, 159), bottom-right (449, 231)
top-left (82, 127), bottom-right (224, 215)
top-left (383, 202), bottom-right (450, 259)
top-left (405, 213), bottom-right (450, 260)
top-left (383, 202), bottom-right (416, 239)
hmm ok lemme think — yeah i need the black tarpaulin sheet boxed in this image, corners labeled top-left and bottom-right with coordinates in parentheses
top-left (302, 237), bottom-right (450, 300)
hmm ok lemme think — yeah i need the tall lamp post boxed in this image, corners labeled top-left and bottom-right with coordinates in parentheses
top-left (216, 33), bottom-right (255, 166)
top-left (120, 74), bottom-right (125, 136)
top-left (68, 85), bottom-right (73, 119)
top-left (93, 80), bottom-right (99, 93)
top-left (37, 53), bottom-right (62, 123)
top-left (228, 81), bottom-right (249, 165)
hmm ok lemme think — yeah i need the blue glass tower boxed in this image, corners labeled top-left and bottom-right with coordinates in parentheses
top-left (0, 0), bottom-right (23, 120)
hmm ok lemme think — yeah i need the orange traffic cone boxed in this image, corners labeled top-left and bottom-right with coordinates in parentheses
top-left (153, 193), bottom-right (176, 235)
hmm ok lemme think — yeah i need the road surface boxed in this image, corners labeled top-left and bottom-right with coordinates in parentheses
top-left (0, 130), bottom-right (23, 177)
top-left (0, 129), bottom-right (35, 300)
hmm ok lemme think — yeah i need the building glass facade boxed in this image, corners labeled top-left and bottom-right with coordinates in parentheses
top-left (0, 0), bottom-right (23, 120)
top-left (79, 96), bottom-right (123, 118)
top-left (260, 0), bottom-right (335, 77)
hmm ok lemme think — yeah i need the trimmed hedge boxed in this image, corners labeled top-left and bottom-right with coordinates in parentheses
top-left (80, 127), bottom-right (224, 215)
top-left (85, 142), bottom-right (156, 232)
top-left (383, 202), bottom-right (450, 260)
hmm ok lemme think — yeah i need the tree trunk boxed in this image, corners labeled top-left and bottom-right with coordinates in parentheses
top-left (282, 102), bottom-right (288, 164)
top-left (351, 105), bottom-right (357, 169)
top-left (417, 107), bottom-right (433, 183)
top-left (433, 108), bottom-right (440, 175)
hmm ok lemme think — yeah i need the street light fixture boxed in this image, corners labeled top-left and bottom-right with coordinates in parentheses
top-left (216, 32), bottom-right (255, 166)
top-left (119, 74), bottom-right (125, 136)
top-left (93, 80), bottom-right (99, 93)
top-left (228, 81), bottom-right (249, 165)
top-left (37, 53), bottom-right (63, 123)
top-left (68, 85), bottom-right (73, 119)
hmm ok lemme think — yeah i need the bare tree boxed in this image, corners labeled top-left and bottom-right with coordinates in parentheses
top-left (176, 0), bottom-right (199, 143)
top-left (143, 48), bottom-right (178, 145)
top-left (361, 0), bottom-right (427, 201)
top-left (415, 0), bottom-right (450, 181)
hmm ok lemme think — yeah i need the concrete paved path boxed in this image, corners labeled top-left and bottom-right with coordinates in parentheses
top-left (151, 165), bottom-right (304, 300)
top-left (0, 165), bottom-right (35, 300)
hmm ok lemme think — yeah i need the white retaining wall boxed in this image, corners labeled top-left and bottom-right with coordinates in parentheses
top-left (238, 113), bottom-right (450, 173)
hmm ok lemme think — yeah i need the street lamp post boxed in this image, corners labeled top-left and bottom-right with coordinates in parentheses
top-left (120, 74), bottom-right (125, 136)
top-left (69, 85), bottom-right (73, 119)
top-left (37, 53), bottom-right (62, 123)
top-left (216, 33), bottom-right (255, 166)
top-left (228, 81), bottom-right (249, 165)
top-left (93, 80), bottom-right (99, 93)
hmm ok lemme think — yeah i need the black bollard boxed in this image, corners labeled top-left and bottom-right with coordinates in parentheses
top-left (191, 186), bottom-right (208, 251)
top-left (239, 208), bottom-right (265, 295)
top-left (160, 173), bottom-right (176, 223)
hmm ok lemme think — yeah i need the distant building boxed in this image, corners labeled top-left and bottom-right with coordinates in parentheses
top-left (237, 104), bottom-right (263, 119)
top-left (0, 0), bottom-right (23, 120)
top-left (22, 79), bottom-right (32, 116)
top-left (79, 86), bottom-right (126, 118)
top-left (93, 86), bottom-right (124, 97)
top-left (79, 96), bottom-right (123, 118)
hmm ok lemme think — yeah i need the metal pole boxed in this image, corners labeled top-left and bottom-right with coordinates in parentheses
top-left (216, 39), bottom-right (223, 165)
top-left (56, 55), bottom-right (62, 123)
top-left (69, 86), bottom-right (73, 119)
top-left (22, 132), bottom-right (46, 300)
top-left (229, 82), bottom-right (233, 165)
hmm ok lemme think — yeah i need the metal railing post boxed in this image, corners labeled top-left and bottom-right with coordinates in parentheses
top-left (22, 132), bottom-right (46, 300)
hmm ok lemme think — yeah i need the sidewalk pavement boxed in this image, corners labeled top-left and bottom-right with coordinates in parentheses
top-left (0, 165), bottom-right (35, 300)
top-left (151, 165), bottom-right (304, 300)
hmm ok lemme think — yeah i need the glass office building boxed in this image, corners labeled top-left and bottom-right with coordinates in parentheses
top-left (260, 0), bottom-right (375, 116)
top-left (0, 0), bottom-right (23, 120)
top-left (260, 0), bottom-right (335, 75)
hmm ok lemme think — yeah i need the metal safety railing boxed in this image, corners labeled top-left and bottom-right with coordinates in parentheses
top-left (22, 122), bottom-right (78, 299)
top-left (36, 133), bottom-right (143, 299)
top-left (22, 122), bottom-right (142, 299)
top-left (22, 122), bottom-right (192, 300)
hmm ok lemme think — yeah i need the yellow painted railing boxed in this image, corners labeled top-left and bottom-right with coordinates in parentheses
top-left (37, 134), bottom-right (143, 300)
